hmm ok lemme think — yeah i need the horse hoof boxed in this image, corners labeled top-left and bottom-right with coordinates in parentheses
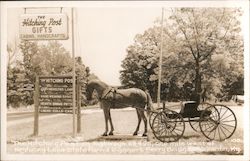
top-left (133, 132), bottom-right (138, 136)
top-left (102, 133), bottom-right (108, 136)
top-left (142, 133), bottom-right (147, 137)
top-left (108, 132), bottom-right (113, 135)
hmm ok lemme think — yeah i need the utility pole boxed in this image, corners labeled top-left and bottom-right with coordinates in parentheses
top-left (157, 8), bottom-right (164, 109)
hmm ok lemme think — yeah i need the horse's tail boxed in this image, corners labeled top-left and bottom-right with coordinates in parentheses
top-left (145, 91), bottom-right (153, 115)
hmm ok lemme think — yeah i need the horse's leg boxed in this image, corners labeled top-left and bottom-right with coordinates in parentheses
top-left (108, 109), bottom-right (114, 135)
top-left (102, 107), bottom-right (109, 136)
top-left (139, 109), bottom-right (147, 137)
top-left (133, 108), bottom-right (141, 136)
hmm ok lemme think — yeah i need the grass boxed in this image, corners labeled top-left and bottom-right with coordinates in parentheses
top-left (7, 104), bottom-right (244, 155)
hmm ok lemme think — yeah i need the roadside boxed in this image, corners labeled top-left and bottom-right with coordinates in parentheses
top-left (6, 104), bottom-right (244, 155)
top-left (7, 101), bottom-right (240, 113)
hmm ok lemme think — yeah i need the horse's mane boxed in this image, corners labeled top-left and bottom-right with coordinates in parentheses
top-left (88, 79), bottom-right (109, 88)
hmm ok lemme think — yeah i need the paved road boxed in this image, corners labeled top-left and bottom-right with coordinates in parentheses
top-left (7, 112), bottom-right (52, 121)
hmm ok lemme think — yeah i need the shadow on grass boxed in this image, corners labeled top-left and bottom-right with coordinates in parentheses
top-left (200, 150), bottom-right (243, 155)
top-left (182, 134), bottom-right (201, 140)
top-left (85, 134), bottom-right (203, 143)
top-left (85, 134), bottom-right (147, 142)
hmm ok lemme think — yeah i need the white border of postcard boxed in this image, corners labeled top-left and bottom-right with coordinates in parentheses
top-left (1, 1), bottom-right (249, 161)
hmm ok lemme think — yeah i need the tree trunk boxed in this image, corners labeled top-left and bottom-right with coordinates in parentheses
top-left (195, 61), bottom-right (202, 93)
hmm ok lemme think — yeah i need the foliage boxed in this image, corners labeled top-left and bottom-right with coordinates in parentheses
top-left (120, 37), bottom-right (159, 99)
top-left (120, 8), bottom-right (243, 101)
top-left (7, 63), bottom-right (27, 107)
top-left (7, 40), bottom-right (91, 107)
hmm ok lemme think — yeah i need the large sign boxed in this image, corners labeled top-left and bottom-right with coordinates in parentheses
top-left (19, 14), bottom-right (68, 40)
top-left (39, 76), bottom-right (76, 113)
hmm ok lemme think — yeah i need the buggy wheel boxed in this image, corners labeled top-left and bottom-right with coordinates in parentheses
top-left (199, 105), bottom-right (220, 140)
top-left (149, 108), bottom-right (164, 129)
top-left (152, 110), bottom-right (185, 142)
top-left (209, 104), bottom-right (237, 141)
top-left (189, 102), bottom-right (211, 132)
top-left (199, 105), bottom-right (221, 140)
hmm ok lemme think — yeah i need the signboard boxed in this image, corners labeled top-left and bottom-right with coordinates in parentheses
top-left (19, 13), bottom-right (68, 40)
top-left (39, 76), bottom-right (76, 113)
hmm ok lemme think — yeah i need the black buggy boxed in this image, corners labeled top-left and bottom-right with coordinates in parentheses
top-left (149, 102), bottom-right (237, 142)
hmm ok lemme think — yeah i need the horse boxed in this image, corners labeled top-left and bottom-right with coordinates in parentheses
top-left (85, 79), bottom-right (153, 137)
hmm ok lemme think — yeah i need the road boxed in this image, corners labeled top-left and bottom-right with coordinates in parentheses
top-left (7, 112), bottom-right (51, 121)
top-left (7, 111), bottom-right (67, 128)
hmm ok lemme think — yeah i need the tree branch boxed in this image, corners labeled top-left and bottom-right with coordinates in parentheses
top-left (199, 46), bottom-right (216, 62)
top-left (188, 9), bottom-right (201, 60)
top-left (171, 9), bottom-right (198, 60)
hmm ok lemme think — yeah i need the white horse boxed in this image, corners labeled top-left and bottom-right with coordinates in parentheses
top-left (86, 79), bottom-right (153, 136)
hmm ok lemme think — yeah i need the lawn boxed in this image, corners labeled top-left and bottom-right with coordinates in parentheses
top-left (7, 104), bottom-right (244, 155)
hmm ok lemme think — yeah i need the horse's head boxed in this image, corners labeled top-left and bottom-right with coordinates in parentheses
top-left (85, 79), bottom-right (109, 101)
top-left (86, 82), bottom-right (94, 101)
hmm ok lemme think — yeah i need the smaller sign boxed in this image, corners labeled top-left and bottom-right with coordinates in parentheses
top-left (40, 102), bottom-right (73, 106)
top-left (40, 87), bottom-right (73, 92)
top-left (38, 76), bottom-right (76, 113)
top-left (19, 13), bottom-right (68, 40)
top-left (39, 77), bottom-right (73, 84)
top-left (40, 95), bottom-right (72, 99)
top-left (39, 108), bottom-right (76, 113)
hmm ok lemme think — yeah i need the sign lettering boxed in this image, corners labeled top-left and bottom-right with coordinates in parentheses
top-left (19, 14), bottom-right (68, 40)
top-left (39, 76), bottom-right (76, 113)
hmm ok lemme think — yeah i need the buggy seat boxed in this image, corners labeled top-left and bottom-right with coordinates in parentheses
top-left (181, 101), bottom-right (201, 118)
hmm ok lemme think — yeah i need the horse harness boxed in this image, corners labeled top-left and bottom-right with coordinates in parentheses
top-left (100, 87), bottom-right (148, 110)
top-left (100, 87), bottom-right (118, 107)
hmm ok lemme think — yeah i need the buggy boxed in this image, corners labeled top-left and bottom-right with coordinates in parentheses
top-left (149, 102), bottom-right (237, 142)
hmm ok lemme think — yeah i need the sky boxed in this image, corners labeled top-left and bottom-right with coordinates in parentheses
top-left (6, 1), bottom-right (248, 86)
top-left (7, 7), bottom-right (162, 86)
top-left (76, 8), bottom-right (162, 85)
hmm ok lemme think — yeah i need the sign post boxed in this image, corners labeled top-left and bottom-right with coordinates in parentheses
top-left (19, 7), bottom-right (79, 137)
top-left (33, 75), bottom-right (40, 136)
top-left (77, 79), bottom-right (81, 133)
top-left (71, 7), bottom-right (77, 137)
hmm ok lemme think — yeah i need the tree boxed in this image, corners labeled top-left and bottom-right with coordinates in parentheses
top-left (7, 40), bottom-right (25, 107)
top-left (120, 8), bottom-right (243, 101)
top-left (120, 27), bottom-right (161, 100)
top-left (9, 40), bottom-right (83, 107)
top-left (19, 40), bottom-right (40, 83)
top-left (7, 63), bottom-right (27, 107)
top-left (162, 8), bottom-right (243, 99)
top-left (34, 41), bottom-right (73, 76)
top-left (7, 39), bottom-right (19, 68)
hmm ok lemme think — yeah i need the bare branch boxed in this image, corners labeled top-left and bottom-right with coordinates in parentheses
top-left (170, 8), bottom-right (197, 60)
top-left (199, 45), bottom-right (216, 62)
top-left (191, 9), bottom-right (201, 59)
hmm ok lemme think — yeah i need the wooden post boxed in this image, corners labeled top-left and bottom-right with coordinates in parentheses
top-left (77, 80), bottom-right (81, 133)
top-left (148, 8), bottom-right (164, 141)
top-left (157, 7), bottom-right (164, 109)
top-left (71, 7), bottom-right (77, 137)
top-left (33, 75), bottom-right (39, 136)
top-left (147, 114), bottom-right (154, 141)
